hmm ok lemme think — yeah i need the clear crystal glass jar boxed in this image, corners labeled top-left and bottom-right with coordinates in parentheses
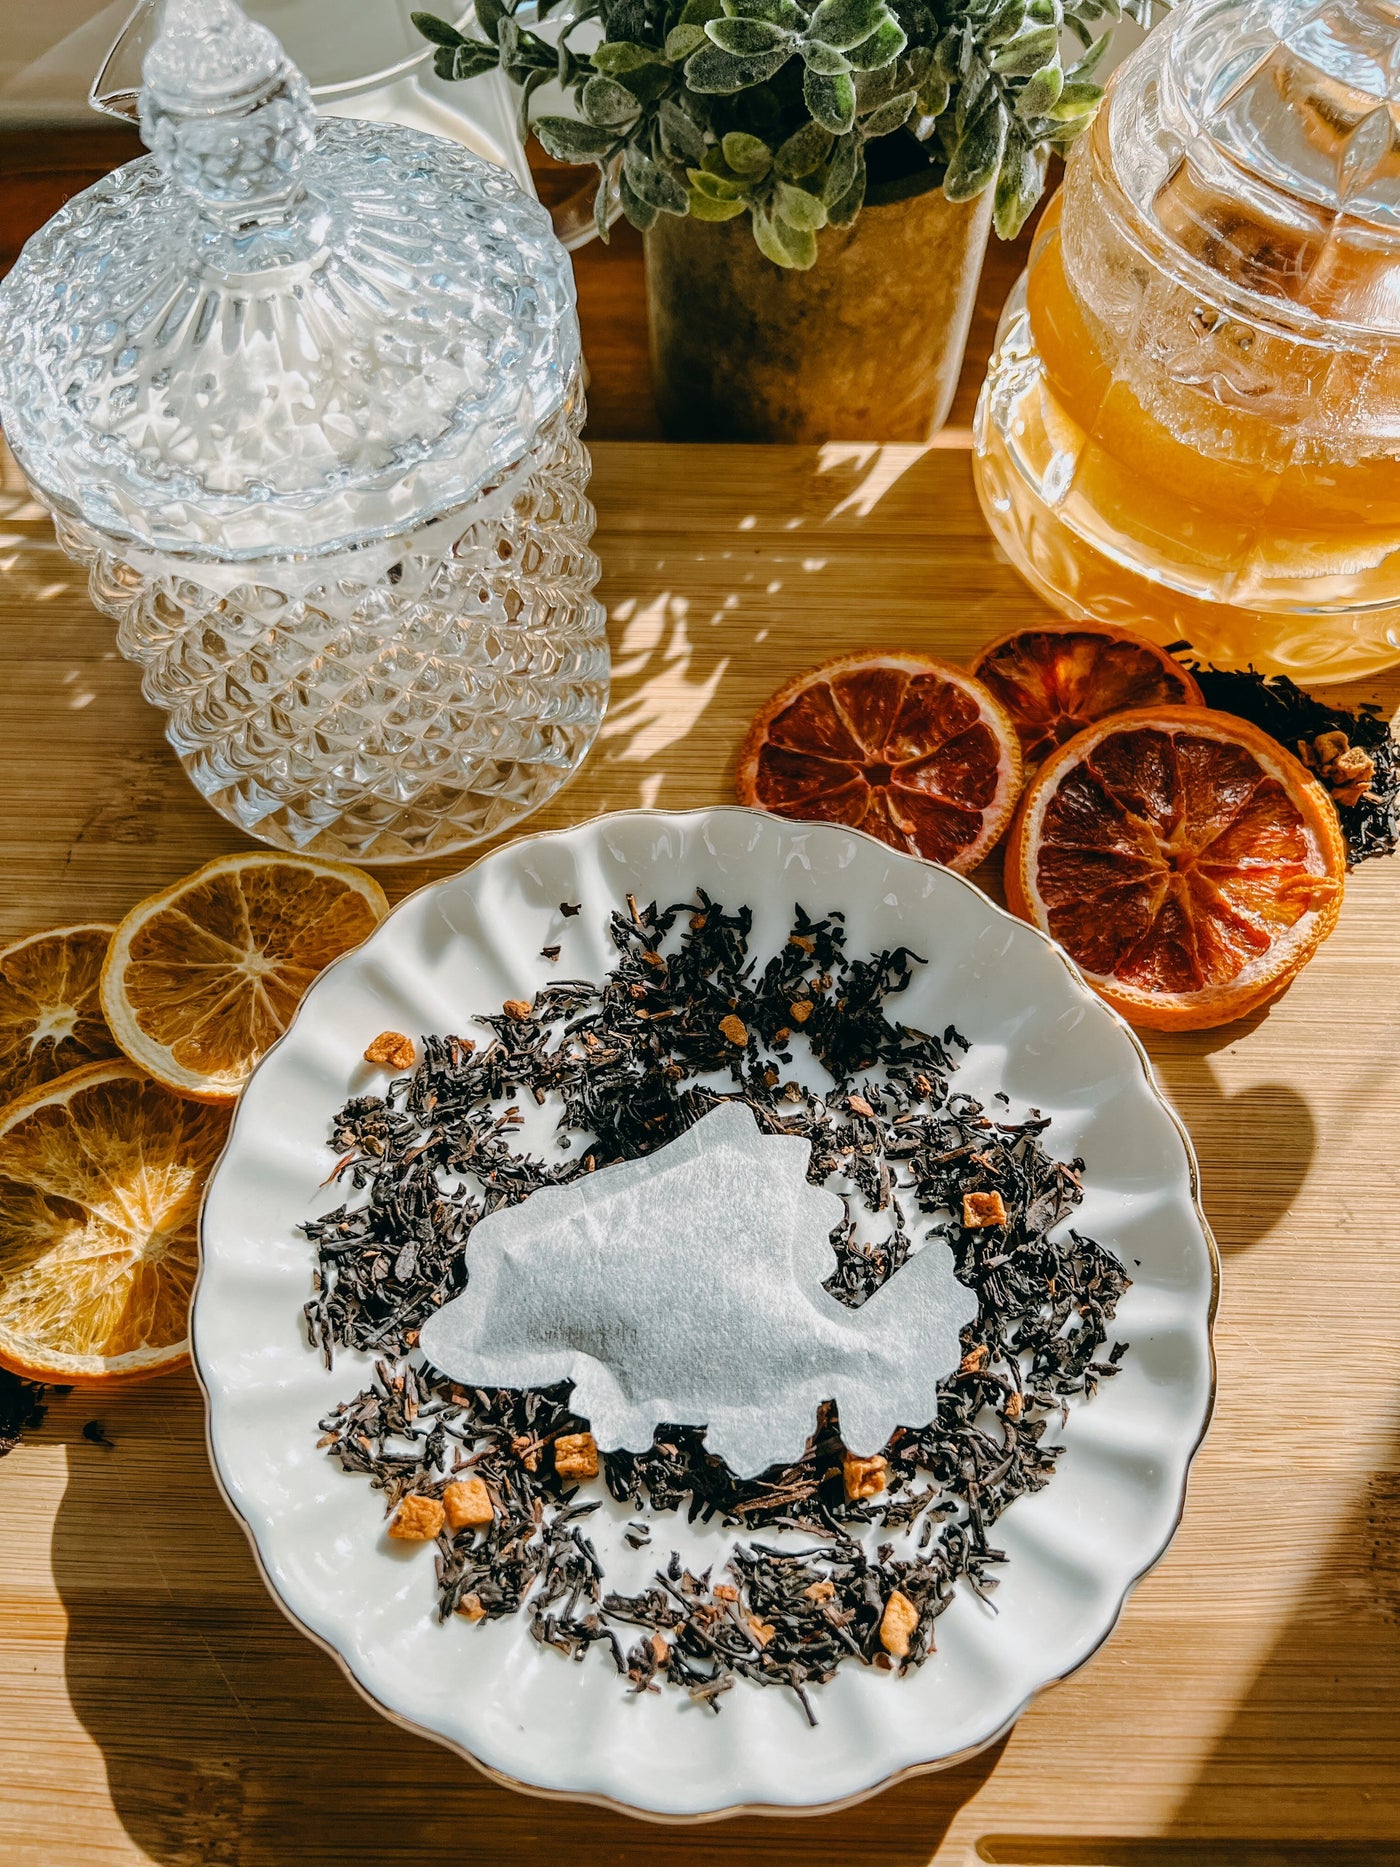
top-left (0, 0), bottom-right (608, 860)
top-left (975, 0), bottom-right (1400, 683)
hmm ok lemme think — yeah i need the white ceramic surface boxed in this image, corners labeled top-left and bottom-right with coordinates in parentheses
top-left (194, 807), bottom-right (1218, 1821)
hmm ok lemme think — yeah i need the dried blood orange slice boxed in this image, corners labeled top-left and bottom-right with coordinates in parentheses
top-left (973, 622), bottom-right (1203, 767)
top-left (736, 654), bottom-right (1023, 872)
top-left (1006, 707), bottom-right (1346, 1030)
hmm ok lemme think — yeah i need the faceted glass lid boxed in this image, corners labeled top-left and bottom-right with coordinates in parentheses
top-left (0, 0), bottom-right (579, 559)
top-left (1111, 0), bottom-right (1400, 332)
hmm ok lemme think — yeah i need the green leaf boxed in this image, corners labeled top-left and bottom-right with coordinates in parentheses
top-left (591, 40), bottom-right (668, 73)
top-left (516, 65), bottom-right (547, 142)
top-left (859, 86), bottom-right (916, 138)
top-left (449, 39), bottom-right (501, 78)
top-left (658, 97), bottom-right (707, 164)
top-left (583, 74), bottom-right (643, 126)
top-left (753, 209), bottom-right (818, 268)
top-left (802, 39), bottom-right (852, 73)
top-left (821, 131), bottom-right (859, 201)
top-left (775, 119), bottom-right (834, 179)
top-left (774, 179), bottom-right (827, 228)
top-left (943, 91), bottom-right (1007, 198)
top-left (806, 0), bottom-right (888, 53)
top-left (724, 0), bottom-right (805, 21)
top-left (474, 0), bottom-right (506, 42)
top-left (679, 0), bottom-right (724, 21)
top-left (805, 66), bottom-right (857, 132)
top-left (722, 130), bottom-right (773, 174)
top-left (687, 190), bottom-right (748, 219)
top-left (533, 114), bottom-right (616, 161)
top-left (988, 25), bottom-right (1059, 74)
top-left (979, 0), bottom-right (1026, 46)
top-left (825, 152), bottom-right (865, 225)
top-left (916, 68), bottom-right (949, 118)
top-left (623, 142), bottom-right (690, 213)
top-left (594, 167), bottom-right (615, 243)
top-left (619, 169), bottom-right (661, 230)
top-left (413, 11), bottom-right (466, 47)
top-left (844, 16), bottom-right (905, 68)
top-left (705, 14), bottom-right (790, 52)
top-left (1067, 30), bottom-right (1112, 80)
top-left (688, 165), bottom-right (749, 199)
top-left (685, 39), bottom-right (793, 89)
top-left (1015, 62), bottom-right (1063, 117)
top-left (664, 22), bottom-right (709, 58)
top-left (994, 133), bottom-right (1046, 237)
top-left (1050, 79), bottom-right (1102, 119)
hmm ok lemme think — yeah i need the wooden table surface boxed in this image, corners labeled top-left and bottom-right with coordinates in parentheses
top-left (3, 130), bottom-right (1400, 1867)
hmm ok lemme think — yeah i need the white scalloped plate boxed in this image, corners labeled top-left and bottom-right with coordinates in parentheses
top-left (194, 807), bottom-right (1217, 1821)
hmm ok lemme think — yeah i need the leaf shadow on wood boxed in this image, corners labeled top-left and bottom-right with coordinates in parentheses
top-left (48, 1378), bottom-right (1004, 1867)
top-left (1146, 1006), bottom-right (1317, 1256)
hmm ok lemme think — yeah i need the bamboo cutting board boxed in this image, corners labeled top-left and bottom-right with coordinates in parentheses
top-left (1, 432), bottom-right (1399, 1867)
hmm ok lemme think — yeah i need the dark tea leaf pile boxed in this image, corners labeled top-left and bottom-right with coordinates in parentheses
top-left (304, 895), bottom-right (1130, 1720)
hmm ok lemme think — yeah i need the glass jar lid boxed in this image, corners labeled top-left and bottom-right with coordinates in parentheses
top-left (0, 0), bottom-right (580, 559)
top-left (1109, 0), bottom-right (1400, 334)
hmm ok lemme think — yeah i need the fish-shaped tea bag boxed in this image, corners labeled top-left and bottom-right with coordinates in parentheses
top-left (418, 1099), bottom-right (978, 1477)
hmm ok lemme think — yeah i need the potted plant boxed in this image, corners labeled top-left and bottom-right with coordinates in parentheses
top-left (413, 0), bottom-right (1154, 440)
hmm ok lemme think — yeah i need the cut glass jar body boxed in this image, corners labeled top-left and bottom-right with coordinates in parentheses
top-left (0, 0), bottom-right (607, 859)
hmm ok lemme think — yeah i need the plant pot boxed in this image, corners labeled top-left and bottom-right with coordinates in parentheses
top-left (644, 182), bottom-right (993, 443)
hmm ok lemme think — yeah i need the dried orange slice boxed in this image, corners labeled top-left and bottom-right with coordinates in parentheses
top-left (102, 853), bottom-right (389, 1102)
top-left (0, 924), bottom-right (121, 1105)
top-left (736, 653), bottom-right (1023, 872)
top-left (973, 621), bottom-right (1203, 767)
top-left (0, 1061), bottom-right (231, 1382)
top-left (1006, 707), bottom-right (1346, 1030)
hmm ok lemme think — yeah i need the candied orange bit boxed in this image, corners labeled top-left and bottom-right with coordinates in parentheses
top-left (959, 1343), bottom-right (989, 1375)
top-left (457, 1593), bottom-right (487, 1622)
top-left (880, 1589), bottom-right (918, 1659)
top-left (962, 1190), bottom-right (1007, 1229)
top-left (746, 1614), bottom-right (776, 1648)
top-left (443, 1476), bottom-right (494, 1532)
top-left (719, 1013), bottom-right (748, 1046)
top-left (713, 1582), bottom-right (739, 1603)
top-left (554, 1432), bottom-right (598, 1479)
top-left (503, 998), bottom-right (533, 1022)
top-left (364, 1030), bottom-right (415, 1071)
top-left (847, 1093), bottom-right (875, 1119)
top-left (788, 999), bottom-right (813, 1024)
top-left (842, 1451), bottom-right (888, 1501)
top-left (388, 1494), bottom-right (445, 1542)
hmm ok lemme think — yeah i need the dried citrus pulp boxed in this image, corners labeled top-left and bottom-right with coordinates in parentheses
top-left (102, 853), bottom-right (389, 1101)
top-left (737, 653), bottom-right (1023, 872)
top-left (0, 924), bottom-right (120, 1104)
top-left (1006, 707), bottom-right (1346, 1030)
top-left (0, 1061), bottom-right (231, 1381)
top-left (973, 622), bottom-right (1204, 767)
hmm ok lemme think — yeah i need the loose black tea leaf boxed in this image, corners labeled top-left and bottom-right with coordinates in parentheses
top-left (304, 895), bottom-right (1130, 1717)
top-left (0, 1370), bottom-right (47, 1459)
top-left (1191, 664), bottom-right (1400, 866)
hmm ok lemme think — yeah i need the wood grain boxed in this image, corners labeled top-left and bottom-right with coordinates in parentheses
top-left (1, 119), bottom-right (1398, 1867)
top-left (2, 429), bottom-right (1399, 1865)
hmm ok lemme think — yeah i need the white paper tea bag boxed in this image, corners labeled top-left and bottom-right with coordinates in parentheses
top-left (418, 1100), bottom-right (977, 1477)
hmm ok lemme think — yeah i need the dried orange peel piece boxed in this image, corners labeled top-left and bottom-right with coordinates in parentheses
top-left (0, 1060), bottom-right (231, 1382)
top-left (736, 652), bottom-right (1023, 873)
top-left (1006, 706), bottom-right (1346, 1031)
top-left (0, 923), bottom-right (120, 1105)
top-left (102, 852), bottom-right (388, 1101)
top-left (973, 621), bottom-right (1203, 768)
